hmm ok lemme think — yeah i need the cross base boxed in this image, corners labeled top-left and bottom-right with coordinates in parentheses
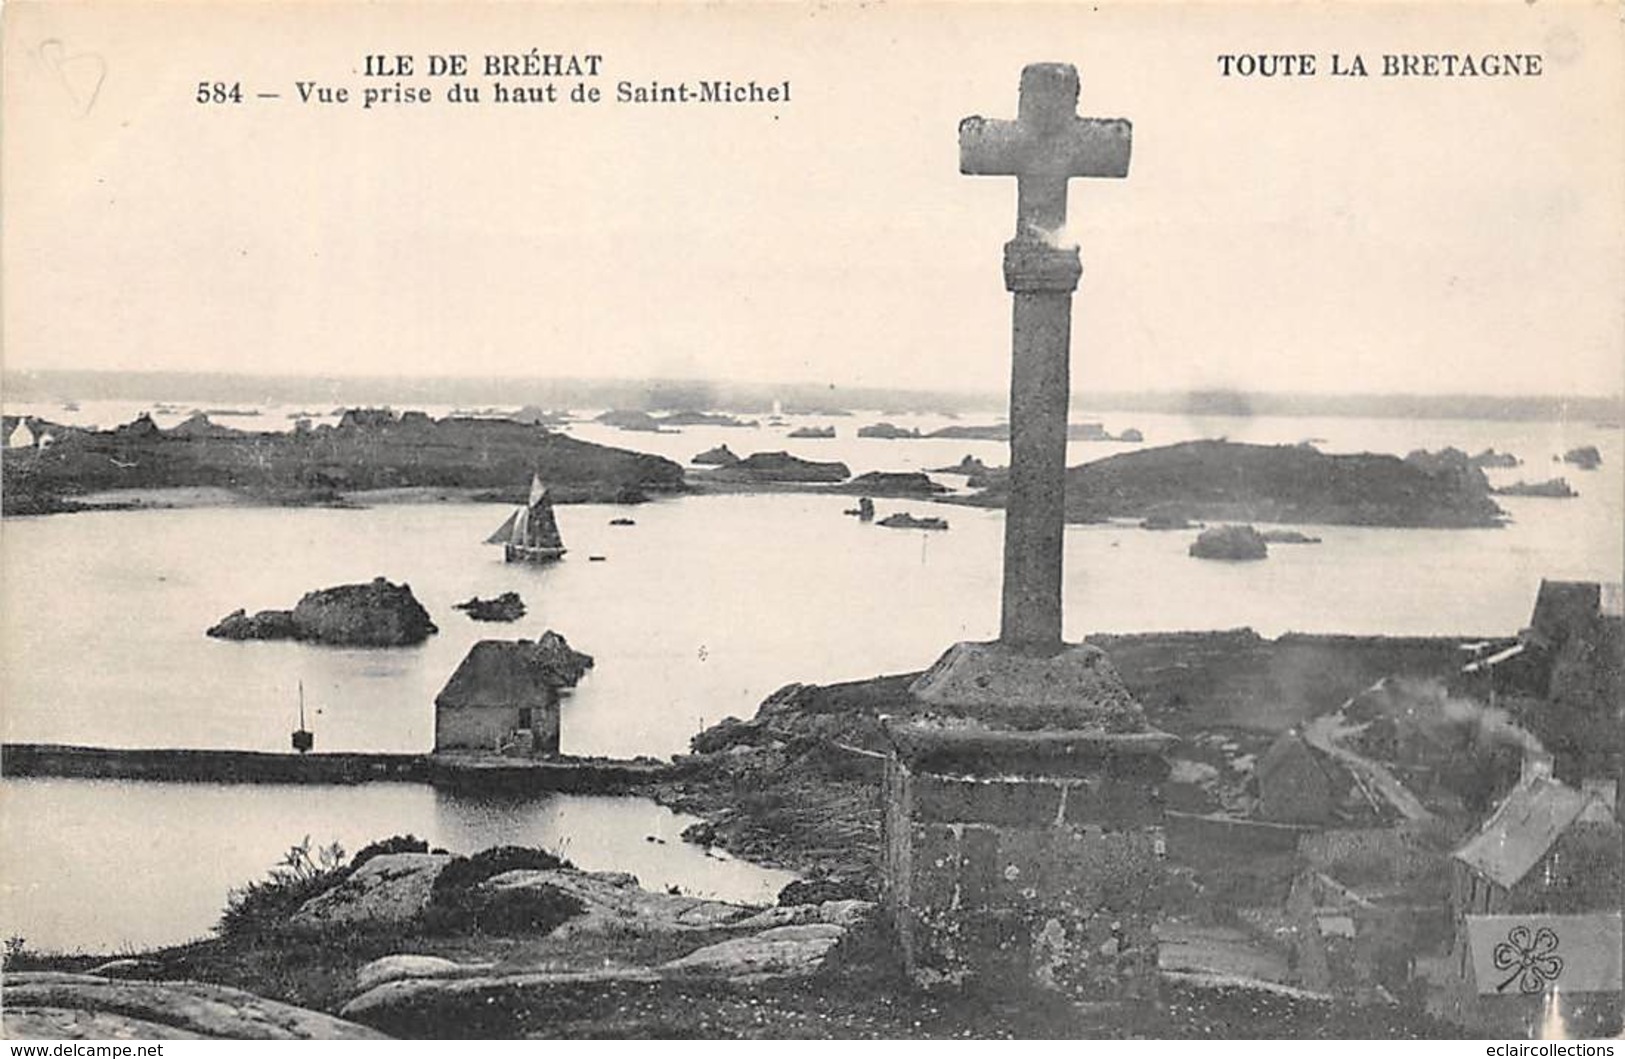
top-left (908, 640), bottom-right (1150, 733)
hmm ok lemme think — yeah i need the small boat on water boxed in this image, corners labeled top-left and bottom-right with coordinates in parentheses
top-left (486, 474), bottom-right (567, 563)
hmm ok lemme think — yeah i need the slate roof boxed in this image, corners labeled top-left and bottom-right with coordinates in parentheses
top-left (1452, 776), bottom-right (1601, 889)
top-left (1465, 913), bottom-right (1622, 996)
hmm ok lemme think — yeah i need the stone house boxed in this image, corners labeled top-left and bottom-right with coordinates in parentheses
top-left (433, 634), bottom-right (592, 757)
top-left (1446, 912), bottom-right (1621, 1037)
top-left (1286, 824), bottom-right (1453, 999)
top-left (1428, 772), bottom-right (1623, 1033)
top-left (1255, 730), bottom-right (1352, 826)
top-left (1449, 771), bottom-right (1621, 920)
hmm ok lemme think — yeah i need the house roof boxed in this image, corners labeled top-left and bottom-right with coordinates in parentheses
top-left (435, 639), bottom-right (585, 710)
top-left (1257, 730), bottom-right (1345, 790)
top-left (1452, 776), bottom-right (1600, 889)
top-left (1464, 913), bottom-right (1622, 996)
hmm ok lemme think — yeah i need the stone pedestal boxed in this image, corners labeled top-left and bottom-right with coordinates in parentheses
top-left (884, 641), bottom-right (1175, 1002)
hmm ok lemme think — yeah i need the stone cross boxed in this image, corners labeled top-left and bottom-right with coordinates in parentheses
top-left (960, 63), bottom-right (1131, 653)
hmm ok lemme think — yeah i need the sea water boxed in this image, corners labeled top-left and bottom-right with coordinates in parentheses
top-left (2, 405), bottom-right (1619, 950)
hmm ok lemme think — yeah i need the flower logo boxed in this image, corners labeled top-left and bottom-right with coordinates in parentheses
top-left (1492, 925), bottom-right (1564, 994)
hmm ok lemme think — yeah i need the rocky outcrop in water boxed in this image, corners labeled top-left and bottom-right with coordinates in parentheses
top-left (876, 512), bottom-right (948, 530)
top-left (1470, 448), bottom-right (1520, 468)
top-left (711, 451), bottom-right (850, 484)
top-left (841, 471), bottom-right (947, 497)
top-left (1258, 529), bottom-right (1322, 544)
top-left (454, 592), bottom-right (526, 622)
top-left (856, 422), bottom-right (921, 439)
top-left (927, 423), bottom-right (1009, 441)
top-left (1190, 525), bottom-right (1269, 561)
top-left (207, 577), bottom-right (437, 646)
top-left (959, 440), bottom-right (1506, 528)
top-left (927, 455), bottom-right (990, 476)
top-left (1494, 479), bottom-right (1577, 498)
top-left (787, 426), bottom-right (836, 439)
top-left (659, 410), bottom-right (758, 428)
top-left (691, 444), bottom-right (741, 466)
top-left (1, 972), bottom-right (387, 1039)
top-left (1562, 446), bottom-right (1603, 470)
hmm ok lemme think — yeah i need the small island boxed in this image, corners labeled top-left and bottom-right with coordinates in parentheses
top-left (876, 512), bottom-right (949, 530)
top-left (1494, 478), bottom-right (1577, 498)
top-left (1189, 524), bottom-right (1269, 561)
top-left (856, 422), bottom-right (922, 439)
top-left (1562, 445), bottom-right (1603, 470)
top-left (838, 471), bottom-right (947, 498)
top-left (690, 444), bottom-right (741, 466)
top-left (707, 451), bottom-right (851, 484)
top-left (956, 440), bottom-right (1506, 528)
top-left (452, 592), bottom-right (527, 623)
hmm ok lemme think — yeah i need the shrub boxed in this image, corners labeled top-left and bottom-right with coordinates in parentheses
top-left (218, 836), bottom-right (348, 937)
top-left (350, 834), bottom-right (431, 870)
top-left (431, 845), bottom-right (573, 900)
top-left (469, 884), bottom-right (585, 934)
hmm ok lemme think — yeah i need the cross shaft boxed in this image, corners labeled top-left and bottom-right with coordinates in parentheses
top-left (959, 62), bottom-right (1132, 653)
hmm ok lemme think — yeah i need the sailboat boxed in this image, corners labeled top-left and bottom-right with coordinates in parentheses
top-left (486, 473), bottom-right (567, 563)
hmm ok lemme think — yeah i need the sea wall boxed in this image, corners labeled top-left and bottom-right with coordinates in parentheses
top-left (0, 744), bottom-right (666, 793)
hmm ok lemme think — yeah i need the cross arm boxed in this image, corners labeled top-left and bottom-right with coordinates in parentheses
top-left (959, 116), bottom-right (1133, 180)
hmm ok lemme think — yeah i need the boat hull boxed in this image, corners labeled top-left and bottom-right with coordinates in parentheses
top-left (505, 544), bottom-right (566, 564)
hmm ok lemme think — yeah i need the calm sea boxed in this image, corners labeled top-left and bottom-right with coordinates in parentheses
top-left (2, 403), bottom-right (1619, 951)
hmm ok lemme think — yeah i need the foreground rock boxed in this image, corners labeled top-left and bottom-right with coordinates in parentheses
top-left (208, 577), bottom-right (437, 646)
top-left (959, 440), bottom-right (1506, 528)
top-left (340, 891), bottom-right (875, 1022)
top-left (2, 972), bottom-right (387, 1039)
top-left (709, 451), bottom-right (850, 484)
top-left (291, 853), bottom-right (453, 929)
top-left (1190, 524), bottom-right (1269, 560)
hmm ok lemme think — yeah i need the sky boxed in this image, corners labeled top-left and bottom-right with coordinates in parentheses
top-left (4, 1), bottom-right (1622, 398)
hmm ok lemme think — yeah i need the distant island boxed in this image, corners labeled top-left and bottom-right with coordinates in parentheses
top-left (956, 440), bottom-right (1507, 528)
top-left (6, 369), bottom-right (1619, 424)
top-left (1, 409), bottom-right (684, 515)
